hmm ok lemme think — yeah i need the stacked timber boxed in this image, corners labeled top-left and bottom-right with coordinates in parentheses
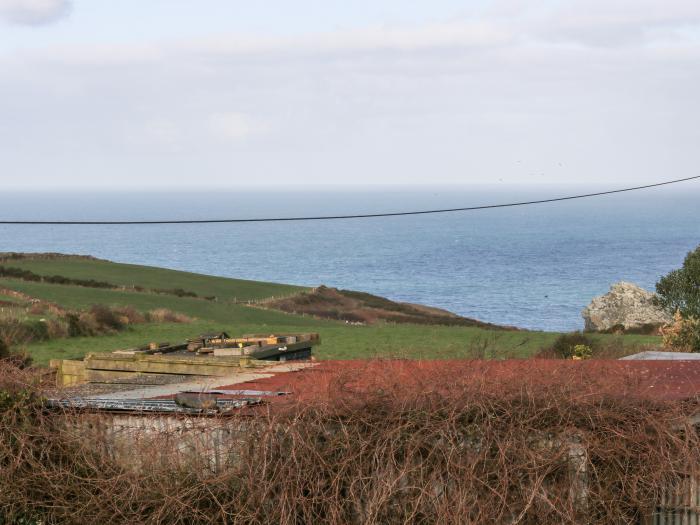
top-left (50, 332), bottom-right (320, 387)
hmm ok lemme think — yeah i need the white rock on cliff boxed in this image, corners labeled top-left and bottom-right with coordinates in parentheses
top-left (581, 281), bottom-right (672, 332)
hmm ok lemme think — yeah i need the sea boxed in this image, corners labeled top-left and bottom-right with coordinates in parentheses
top-left (1, 186), bottom-right (698, 332)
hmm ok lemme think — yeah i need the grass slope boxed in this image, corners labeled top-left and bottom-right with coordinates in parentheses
top-left (0, 278), bottom-right (314, 326)
top-left (4, 256), bottom-right (305, 301)
top-left (0, 255), bottom-right (660, 365)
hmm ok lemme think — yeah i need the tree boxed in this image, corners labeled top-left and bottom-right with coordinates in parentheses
top-left (656, 245), bottom-right (700, 318)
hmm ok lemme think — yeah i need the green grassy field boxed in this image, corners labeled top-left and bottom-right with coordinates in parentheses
top-left (0, 278), bottom-right (314, 326)
top-left (0, 255), bottom-right (660, 365)
top-left (3, 256), bottom-right (305, 301)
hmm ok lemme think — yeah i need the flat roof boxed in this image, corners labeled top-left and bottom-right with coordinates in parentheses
top-left (209, 359), bottom-right (700, 403)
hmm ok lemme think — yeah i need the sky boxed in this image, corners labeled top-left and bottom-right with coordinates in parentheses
top-left (1, 0), bottom-right (699, 189)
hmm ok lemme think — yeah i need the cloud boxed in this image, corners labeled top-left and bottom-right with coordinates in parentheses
top-left (538, 0), bottom-right (700, 47)
top-left (183, 21), bottom-right (513, 62)
top-left (1, 2), bottom-right (699, 188)
top-left (0, 0), bottom-right (71, 26)
top-left (15, 20), bottom-right (512, 68)
top-left (208, 113), bottom-right (268, 142)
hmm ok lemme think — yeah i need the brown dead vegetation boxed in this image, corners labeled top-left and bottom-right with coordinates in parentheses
top-left (264, 285), bottom-right (516, 330)
top-left (0, 304), bottom-right (191, 361)
top-left (1, 360), bottom-right (699, 524)
top-left (146, 307), bottom-right (193, 324)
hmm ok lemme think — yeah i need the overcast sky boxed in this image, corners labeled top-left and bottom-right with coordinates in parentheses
top-left (1, 0), bottom-right (699, 189)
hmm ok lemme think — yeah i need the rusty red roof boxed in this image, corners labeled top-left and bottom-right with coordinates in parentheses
top-left (202, 359), bottom-right (700, 404)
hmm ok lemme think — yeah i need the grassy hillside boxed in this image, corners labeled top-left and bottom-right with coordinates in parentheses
top-left (1, 255), bottom-right (305, 302)
top-left (0, 254), bottom-right (660, 365)
top-left (0, 278), bottom-right (314, 326)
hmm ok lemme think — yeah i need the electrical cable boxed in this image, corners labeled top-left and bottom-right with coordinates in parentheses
top-left (1, 175), bottom-right (698, 225)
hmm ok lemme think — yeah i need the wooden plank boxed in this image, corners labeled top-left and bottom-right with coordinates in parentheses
top-left (84, 354), bottom-right (268, 376)
top-left (54, 359), bottom-right (87, 386)
top-left (60, 360), bottom-right (87, 375)
top-left (243, 332), bottom-right (320, 343)
top-left (213, 348), bottom-right (243, 357)
top-left (85, 369), bottom-right (180, 383)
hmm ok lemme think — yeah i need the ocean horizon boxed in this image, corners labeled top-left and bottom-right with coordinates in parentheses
top-left (1, 185), bottom-right (698, 332)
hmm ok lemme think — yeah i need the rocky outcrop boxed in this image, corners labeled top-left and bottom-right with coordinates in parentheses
top-left (582, 281), bottom-right (672, 332)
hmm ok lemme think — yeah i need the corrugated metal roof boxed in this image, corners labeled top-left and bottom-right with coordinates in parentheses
top-left (46, 397), bottom-right (262, 414)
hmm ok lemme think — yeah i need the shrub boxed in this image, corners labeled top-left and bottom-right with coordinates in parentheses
top-left (589, 336), bottom-right (638, 359)
top-left (572, 344), bottom-right (592, 360)
top-left (78, 312), bottom-right (101, 336)
top-left (112, 306), bottom-right (145, 325)
top-left (146, 308), bottom-right (191, 324)
top-left (600, 323), bottom-right (661, 335)
top-left (0, 265), bottom-right (115, 289)
top-left (23, 320), bottom-right (49, 342)
top-left (0, 325), bottom-right (33, 368)
top-left (656, 245), bottom-right (700, 318)
top-left (547, 332), bottom-right (595, 359)
top-left (0, 266), bottom-right (40, 282)
top-left (67, 311), bottom-right (103, 337)
top-left (0, 320), bottom-right (32, 349)
top-left (0, 350), bottom-right (32, 369)
top-left (27, 303), bottom-right (47, 315)
top-left (66, 313), bottom-right (88, 337)
top-left (661, 311), bottom-right (700, 352)
top-left (88, 305), bottom-right (125, 331)
top-left (45, 319), bottom-right (68, 339)
top-left (153, 288), bottom-right (198, 298)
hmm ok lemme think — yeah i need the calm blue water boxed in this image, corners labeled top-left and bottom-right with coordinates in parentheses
top-left (0, 186), bottom-right (698, 331)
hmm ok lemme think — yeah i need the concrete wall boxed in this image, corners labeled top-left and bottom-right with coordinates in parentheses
top-left (71, 412), bottom-right (250, 473)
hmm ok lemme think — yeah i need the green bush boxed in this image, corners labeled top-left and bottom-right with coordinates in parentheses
top-left (548, 332), bottom-right (595, 359)
top-left (153, 287), bottom-right (198, 298)
top-left (656, 245), bottom-right (700, 318)
top-left (22, 321), bottom-right (49, 342)
top-left (572, 344), bottom-right (592, 360)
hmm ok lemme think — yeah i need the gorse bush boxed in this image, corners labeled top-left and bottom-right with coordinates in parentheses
top-left (572, 344), bottom-right (592, 360)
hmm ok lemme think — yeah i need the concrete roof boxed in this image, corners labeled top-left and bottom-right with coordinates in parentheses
top-left (620, 351), bottom-right (700, 361)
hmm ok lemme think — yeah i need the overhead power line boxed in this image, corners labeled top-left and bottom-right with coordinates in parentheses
top-left (1, 175), bottom-right (698, 225)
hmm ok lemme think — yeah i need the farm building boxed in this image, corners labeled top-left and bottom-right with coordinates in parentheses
top-left (41, 358), bottom-right (700, 523)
